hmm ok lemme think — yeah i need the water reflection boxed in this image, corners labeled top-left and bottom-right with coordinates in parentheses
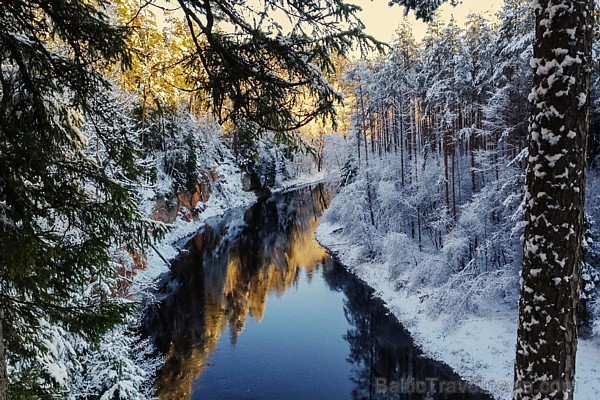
top-left (143, 184), bottom-right (491, 400)
top-left (144, 184), bottom-right (333, 399)
top-left (323, 263), bottom-right (490, 400)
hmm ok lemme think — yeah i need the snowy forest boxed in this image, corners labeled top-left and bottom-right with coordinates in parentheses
top-left (1, 0), bottom-right (599, 399)
top-left (328, 0), bottom-right (600, 344)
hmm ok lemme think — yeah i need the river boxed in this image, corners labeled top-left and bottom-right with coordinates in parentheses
top-left (143, 184), bottom-right (492, 400)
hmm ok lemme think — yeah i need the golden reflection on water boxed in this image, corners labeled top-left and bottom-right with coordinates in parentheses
top-left (154, 186), bottom-right (332, 400)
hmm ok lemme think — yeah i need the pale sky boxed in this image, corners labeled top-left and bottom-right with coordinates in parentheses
top-left (155, 0), bottom-right (503, 54)
top-left (350, 0), bottom-right (502, 42)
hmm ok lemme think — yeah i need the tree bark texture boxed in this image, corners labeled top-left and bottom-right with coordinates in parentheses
top-left (0, 310), bottom-right (7, 400)
top-left (514, 1), bottom-right (593, 400)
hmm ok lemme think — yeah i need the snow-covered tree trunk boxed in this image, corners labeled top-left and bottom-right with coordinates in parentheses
top-left (514, 1), bottom-right (594, 400)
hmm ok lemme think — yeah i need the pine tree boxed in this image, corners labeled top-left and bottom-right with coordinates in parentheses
top-left (175, 0), bottom-right (384, 141)
top-left (457, 14), bottom-right (496, 195)
top-left (514, 1), bottom-right (594, 399)
top-left (0, 1), bottom-right (155, 397)
top-left (484, 0), bottom-right (534, 162)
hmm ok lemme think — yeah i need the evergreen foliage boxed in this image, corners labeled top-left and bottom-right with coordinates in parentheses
top-left (176, 0), bottom-right (385, 138)
top-left (389, 0), bottom-right (458, 21)
top-left (0, 0), bottom-right (159, 396)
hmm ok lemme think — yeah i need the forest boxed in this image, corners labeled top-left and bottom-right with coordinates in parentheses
top-left (318, 1), bottom-right (600, 398)
top-left (1, 0), bottom-right (599, 399)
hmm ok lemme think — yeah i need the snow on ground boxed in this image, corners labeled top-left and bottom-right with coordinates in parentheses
top-left (272, 170), bottom-right (328, 193)
top-left (316, 222), bottom-right (600, 400)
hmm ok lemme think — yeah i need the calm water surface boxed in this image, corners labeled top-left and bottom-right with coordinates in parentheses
top-left (143, 184), bottom-right (492, 400)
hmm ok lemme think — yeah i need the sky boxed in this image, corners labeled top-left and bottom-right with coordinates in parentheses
top-left (350, 0), bottom-right (502, 42)
top-left (154, 0), bottom-right (503, 58)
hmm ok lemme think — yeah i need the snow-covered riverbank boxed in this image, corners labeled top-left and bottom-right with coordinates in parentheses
top-left (132, 159), bottom-right (256, 295)
top-left (133, 165), bottom-right (329, 295)
top-left (316, 222), bottom-right (600, 400)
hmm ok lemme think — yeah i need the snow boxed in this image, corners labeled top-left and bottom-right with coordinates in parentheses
top-left (272, 169), bottom-right (327, 194)
top-left (316, 222), bottom-right (600, 400)
top-left (132, 158), bottom-right (257, 293)
top-left (132, 150), bottom-right (327, 294)
top-left (540, 128), bottom-right (561, 145)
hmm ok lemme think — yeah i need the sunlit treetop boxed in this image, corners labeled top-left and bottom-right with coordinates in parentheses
top-left (109, 0), bottom-right (198, 128)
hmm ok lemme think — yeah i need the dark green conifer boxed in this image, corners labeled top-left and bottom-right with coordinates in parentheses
top-left (176, 0), bottom-right (385, 142)
top-left (0, 1), bottom-right (155, 397)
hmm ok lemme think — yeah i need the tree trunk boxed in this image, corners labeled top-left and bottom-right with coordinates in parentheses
top-left (366, 170), bottom-right (375, 227)
top-left (513, 2), bottom-right (593, 400)
top-left (417, 206), bottom-right (422, 251)
top-left (470, 132), bottom-right (477, 194)
top-left (400, 106), bottom-right (405, 187)
top-left (370, 115), bottom-right (376, 155)
top-left (443, 132), bottom-right (450, 217)
top-left (0, 309), bottom-right (8, 400)
top-left (358, 83), bottom-right (369, 165)
top-left (356, 125), bottom-right (361, 163)
top-left (451, 141), bottom-right (457, 222)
